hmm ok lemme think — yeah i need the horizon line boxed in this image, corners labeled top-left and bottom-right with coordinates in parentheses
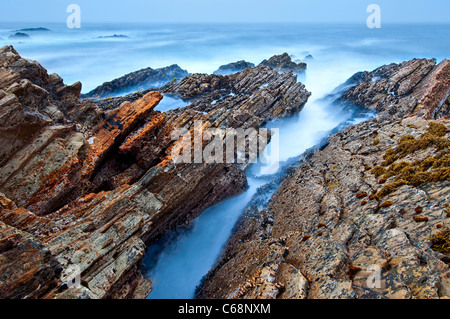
top-left (2, 21), bottom-right (450, 25)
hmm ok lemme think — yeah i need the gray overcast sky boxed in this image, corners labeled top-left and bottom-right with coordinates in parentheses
top-left (0, 0), bottom-right (449, 24)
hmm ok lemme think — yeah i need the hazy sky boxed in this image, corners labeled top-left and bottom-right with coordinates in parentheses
top-left (0, 0), bottom-right (449, 24)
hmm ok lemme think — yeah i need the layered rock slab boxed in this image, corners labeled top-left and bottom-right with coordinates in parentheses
top-left (198, 58), bottom-right (450, 299)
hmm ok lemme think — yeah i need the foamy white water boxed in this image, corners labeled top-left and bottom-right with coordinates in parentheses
top-left (257, 99), bottom-right (350, 176)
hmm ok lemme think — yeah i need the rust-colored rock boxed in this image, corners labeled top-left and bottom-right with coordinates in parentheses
top-left (0, 222), bottom-right (61, 299)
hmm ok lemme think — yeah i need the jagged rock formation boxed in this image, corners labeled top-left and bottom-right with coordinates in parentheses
top-left (0, 46), bottom-right (310, 299)
top-left (85, 53), bottom-right (306, 102)
top-left (160, 64), bottom-right (310, 121)
top-left (259, 53), bottom-right (307, 75)
top-left (83, 65), bottom-right (190, 99)
top-left (214, 60), bottom-right (255, 75)
top-left (198, 58), bottom-right (450, 299)
top-left (9, 32), bottom-right (30, 39)
top-left (94, 63), bottom-right (311, 118)
top-left (15, 28), bottom-right (51, 32)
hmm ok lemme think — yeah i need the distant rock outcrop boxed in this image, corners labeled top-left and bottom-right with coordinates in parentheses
top-left (4, 41), bottom-right (449, 300)
top-left (96, 34), bottom-right (129, 39)
top-left (213, 60), bottom-right (255, 75)
top-left (260, 53), bottom-right (307, 74)
top-left (15, 27), bottom-right (51, 32)
top-left (9, 32), bottom-right (30, 39)
top-left (83, 64), bottom-right (189, 99)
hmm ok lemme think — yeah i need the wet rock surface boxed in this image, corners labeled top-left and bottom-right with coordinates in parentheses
top-left (9, 32), bottom-right (30, 39)
top-left (214, 60), bottom-right (255, 75)
top-left (15, 28), bottom-right (51, 32)
top-left (198, 58), bottom-right (450, 299)
top-left (259, 53), bottom-right (307, 75)
top-left (86, 53), bottom-right (308, 104)
top-left (96, 34), bottom-right (129, 39)
top-left (3, 43), bottom-right (449, 300)
top-left (83, 64), bottom-right (189, 99)
top-left (0, 222), bottom-right (61, 299)
top-left (0, 46), bottom-right (310, 299)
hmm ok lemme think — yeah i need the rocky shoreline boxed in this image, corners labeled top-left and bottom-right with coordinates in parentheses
top-left (83, 52), bottom-right (306, 102)
top-left (197, 58), bottom-right (450, 299)
top-left (1, 43), bottom-right (449, 299)
top-left (0, 46), bottom-right (310, 299)
top-left (82, 64), bottom-right (190, 99)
